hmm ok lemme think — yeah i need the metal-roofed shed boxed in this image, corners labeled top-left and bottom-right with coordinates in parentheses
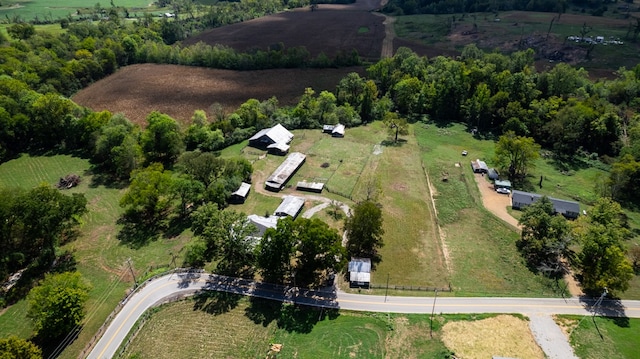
top-left (229, 182), bottom-right (251, 203)
top-left (265, 152), bottom-right (306, 191)
top-left (274, 196), bottom-right (305, 219)
top-left (348, 258), bottom-right (371, 288)
top-left (471, 159), bottom-right (489, 173)
top-left (331, 124), bottom-right (345, 137)
top-left (248, 123), bottom-right (294, 150)
top-left (296, 181), bottom-right (324, 193)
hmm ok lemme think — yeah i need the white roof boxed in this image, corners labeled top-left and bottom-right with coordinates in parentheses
top-left (231, 182), bottom-right (251, 198)
top-left (332, 124), bottom-right (345, 136)
top-left (249, 123), bottom-right (293, 145)
top-left (274, 195), bottom-right (305, 218)
top-left (349, 271), bottom-right (370, 283)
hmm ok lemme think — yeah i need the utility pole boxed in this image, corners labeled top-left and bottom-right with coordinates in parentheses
top-left (430, 289), bottom-right (438, 338)
top-left (126, 258), bottom-right (138, 289)
top-left (384, 274), bottom-right (390, 303)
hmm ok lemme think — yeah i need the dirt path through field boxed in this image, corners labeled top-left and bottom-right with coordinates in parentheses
top-left (473, 174), bottom-right (520, 230)
top-left (373, 0), bottom-right (396, 58)
top-left (472, 174), bottom-right (583, 297)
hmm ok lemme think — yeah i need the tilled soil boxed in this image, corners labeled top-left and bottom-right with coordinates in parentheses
top-left (72, 64), bottom-right (365, 126)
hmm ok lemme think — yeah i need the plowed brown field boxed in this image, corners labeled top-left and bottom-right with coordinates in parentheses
top-left (72, 64), bottom-right (364, 126)
top-left (183, 0), bottom-right (385, 60)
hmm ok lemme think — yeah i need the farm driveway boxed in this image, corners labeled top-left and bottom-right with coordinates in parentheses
top-left (473, 174), bottom-right (520, 230)
top-left (473, 173), bottom-right (584, 297)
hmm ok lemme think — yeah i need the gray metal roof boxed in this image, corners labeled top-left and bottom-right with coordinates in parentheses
top-left (265, 152), bottom-right (306, 191)
top-left (494, 179), bottom-right (511, 188)
top-left (274, 195), bottom-right (305, 218)
top-left (512, 190), bottom-right (580, 217)
top-left (247, 214), bottom-right (279, 237)
top-left (471, 159), bottom-right (489, 172)
top-left (296, 181), bottom-right (324, 192)
top-left (348, 258), bottom-right (371, 273)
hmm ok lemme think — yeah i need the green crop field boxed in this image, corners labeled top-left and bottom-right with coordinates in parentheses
top-left (0, 0), bottom-right (159, 22)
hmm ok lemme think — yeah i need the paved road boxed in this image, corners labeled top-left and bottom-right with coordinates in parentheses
top-left (87, 271), bottom-right (640, 359)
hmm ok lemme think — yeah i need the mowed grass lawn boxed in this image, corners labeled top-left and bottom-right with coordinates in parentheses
top-left (415, 124), bottom-right (560, 296)
top-left (122, 297), bottom-right (457, 359)
top-left (0, 154), bottom-right (192, 359)
top-left (557, 315), bottom-right (640, 359)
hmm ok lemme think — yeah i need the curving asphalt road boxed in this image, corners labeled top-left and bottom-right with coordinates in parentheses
top-left (86, 271), bottom-right (640, 359)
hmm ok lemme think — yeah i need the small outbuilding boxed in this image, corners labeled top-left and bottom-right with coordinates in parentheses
top-left (322, 124), bottom-right (335, 133)
top-left (229, 182), bottom-right (251, 204)
top-left (274, 195), bottom-right (305, 219)
top-left (348, 258), bottom-right (371, 288)
top-left (296, 181), bottom-right (324, 193)
top-left (471, 159), bottom-right (489, 173)
top-left (331, 124), bottom-right (345, 137)
top-left (511, 190), bottom-right (580, 219)
top-left (248, 124), bottom-right (294, 152)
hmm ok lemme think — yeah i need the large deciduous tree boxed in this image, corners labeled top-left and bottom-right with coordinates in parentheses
top-left (188, 203), bottom-right (256, 277)
top-left (494, 131), bottom-right (541, 181)
top-left (27, 272), bottom-right (92, 340)
top-left (383, 111), bottom-right (408, 143)
top-left (140, 112), bottom-right (184, 167)
top-left (517, 196), bottom-right (572, 276)
top-left (344, 200), bottom-right (384, 264)
top-left (120, 163), bottom-right (174, 226)
top-left (574, 198), bottom-right (634, 295)
top-left (256, 217), bottom-right (346, 287)
top-left (15, 185), bottom-right (87, 263)
top-left (0, 336), bottom-right (42, 359)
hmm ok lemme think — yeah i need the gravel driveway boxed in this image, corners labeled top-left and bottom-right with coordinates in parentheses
top-left (529, 314), bottom-right (579, 359)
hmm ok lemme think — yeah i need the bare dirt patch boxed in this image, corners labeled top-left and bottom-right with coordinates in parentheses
top-left (473, 174), bottom-right (520, 230)
top-left (73, 64), bottom-right (364, 126)
top-left (442, 315), bottom-right (545, 359)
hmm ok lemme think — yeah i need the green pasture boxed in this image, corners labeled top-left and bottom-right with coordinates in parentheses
top-left (121, 297), bottom-right (453, 359)
top-left (558, 315), bottom-right (640, 359)
top-left (524, 156), bottom-right (608, 206)
top-left (393, 11), bottom-right (640, 70)
top-left (0, 0), bottom-right (155, 22)
top-left (416, 124), bottom-right (563, 296)
top-left (0, 154), bottom-right (192, 359)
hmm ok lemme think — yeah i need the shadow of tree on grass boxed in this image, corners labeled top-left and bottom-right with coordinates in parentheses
top-left (244, 297), bottom-right (339, 334)
top-left (192, 291), bottom-right (243, 315)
